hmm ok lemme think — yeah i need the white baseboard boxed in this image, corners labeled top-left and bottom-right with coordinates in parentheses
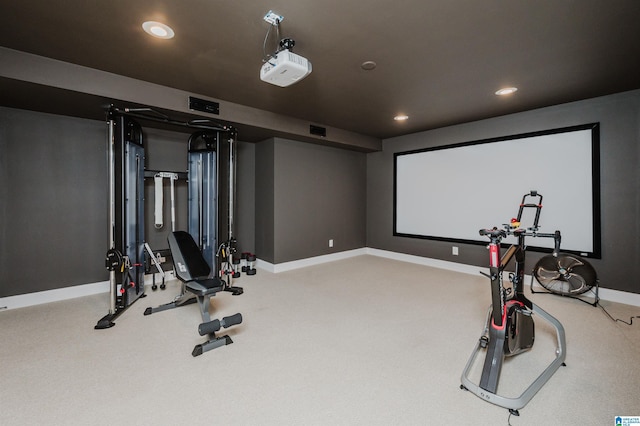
top-left (0, 280), bottom-right (109, 311)
top-left (3, 250), bottom-right (639, 310)
top-left (366, 248), bottom-right (640, 307)
top-left (585, 287), bottom-right (640, 306)
top-left (0, 271), bottom-right (176, 311)
top-left (256, 248), bottom-right (368, 273)
top-left (365, 248), bottom-right (488, 276)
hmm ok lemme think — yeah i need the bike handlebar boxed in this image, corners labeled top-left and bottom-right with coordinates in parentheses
top-left (478, 192), bottom-right (561, 254)
top-left (479, 227), bottom-right (562, 254)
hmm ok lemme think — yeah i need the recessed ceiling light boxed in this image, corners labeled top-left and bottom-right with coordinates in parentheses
top-left (361, 61), bottom-right (377, 71)
top-left (495, 87), bottom-right (518, 96)
top-left (142, 21), bottom-right (175, 39)
top-left (394, 114), bottom-right (409, 121)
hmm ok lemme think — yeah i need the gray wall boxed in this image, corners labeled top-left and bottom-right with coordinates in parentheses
top-left (254, 139), bottom-right (275, 262)
top-left (256, 137), bottom-right (367, 264)
top-left (0, 106), bottom-right (256, 297)
top-left (367, 90), bottom-right (640, 294)
top-left (4, 89), bottom-right (639, 298)
top-left (236, 141), bottom-right (256, 254)
top-left (143, 127), bottom-right (190, 251)
top-left (1, 107), bottom-right (107, 296)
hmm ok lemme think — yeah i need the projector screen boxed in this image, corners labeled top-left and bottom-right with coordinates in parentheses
top-left (394, 123), bottom-right (601, 258)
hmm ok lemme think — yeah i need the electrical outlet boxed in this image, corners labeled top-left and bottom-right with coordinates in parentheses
top-left (329, 239), bottom-right (334, 248)
top-left (263, 10), bottom-right (283, 25)
top-left (452, 246), bottom-right (459, 256)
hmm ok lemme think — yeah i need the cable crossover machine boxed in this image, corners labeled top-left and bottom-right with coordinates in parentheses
top-left (95, 106), bottom-right (254, 330)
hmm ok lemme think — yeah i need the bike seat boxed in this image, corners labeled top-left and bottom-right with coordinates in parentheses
top-left (479, 228), bottom-right (506, 238)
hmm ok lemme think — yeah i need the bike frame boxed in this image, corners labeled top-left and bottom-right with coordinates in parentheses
top-left (484, 192), bottom-right (559, 328)
top-left (487, 231), bottom-right (529, 328)
top-left (461, 191), bottom-right (566, 413)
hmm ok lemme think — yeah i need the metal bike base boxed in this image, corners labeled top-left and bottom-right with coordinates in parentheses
top-left (460, 302), bottom-right (566, 412)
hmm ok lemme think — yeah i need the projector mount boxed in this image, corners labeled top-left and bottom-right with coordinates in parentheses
top-left (260, 10), bottom-right (312, 87)
top-left (262, 11), bottom-right (295, 65)
top-left (279, 38), bottom-right (295, 51)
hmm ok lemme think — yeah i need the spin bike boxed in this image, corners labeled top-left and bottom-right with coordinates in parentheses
top-left (460, 191), bottom-right (567, 415)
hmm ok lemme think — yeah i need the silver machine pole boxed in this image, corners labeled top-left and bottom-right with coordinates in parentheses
top-left (227, 134), bottom-right (236, 242)
top-left (107, 118), bottom-right (117, 315)
top-left (96, 109), bottom-right (147, 329)
top-left (198, 158), bottom-right (204, 249)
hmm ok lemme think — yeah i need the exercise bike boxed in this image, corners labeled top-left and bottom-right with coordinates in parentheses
top-left (460, 191), bottom-right (567, 415)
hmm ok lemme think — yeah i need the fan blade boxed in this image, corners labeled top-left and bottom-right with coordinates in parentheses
top-left (565, 273), bottom-right (588, 293)
top-left (535, 255), bottom-right (560, 271)
top-left (557, 255), bottom-right (583, 271)
top-left (570, 264), bottom-right (598, 287)
top-left (544, 279), bottom-right (567, 294)
top-left (534, 255), bottom-right (562, 285)
top-left (535, 267), bottom-right (562, 284)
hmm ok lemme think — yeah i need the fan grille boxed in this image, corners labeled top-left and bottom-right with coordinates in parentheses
top-left (533, 254), bottom-right (597, 296)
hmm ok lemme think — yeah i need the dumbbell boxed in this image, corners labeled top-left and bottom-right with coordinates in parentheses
top-left (241, 252), bottom-right (250, 272)
top-left (246, 253), bottom-right (257, 276)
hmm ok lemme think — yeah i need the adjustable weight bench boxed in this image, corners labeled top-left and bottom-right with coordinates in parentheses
top-left (144, 231), bottom-right (243, 356)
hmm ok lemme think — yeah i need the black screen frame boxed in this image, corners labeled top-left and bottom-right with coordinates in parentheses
top-left (393, 123), bottom-right (601, 258)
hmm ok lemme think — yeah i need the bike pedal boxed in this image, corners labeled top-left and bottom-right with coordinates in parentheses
top-left (479, 336), bottom-right (489, 348)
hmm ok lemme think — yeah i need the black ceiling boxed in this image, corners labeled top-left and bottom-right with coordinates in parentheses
top-left (1, 0), bottom-right (640, 140)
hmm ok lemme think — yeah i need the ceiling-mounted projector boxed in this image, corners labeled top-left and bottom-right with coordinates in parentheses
top-left (260, 49), bottom-right (312, 87)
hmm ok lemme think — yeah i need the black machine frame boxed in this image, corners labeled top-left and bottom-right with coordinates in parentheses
top-left (95, 105), bottom-right (243, 329)
top-left (96, 111), bottom-right (147, 329)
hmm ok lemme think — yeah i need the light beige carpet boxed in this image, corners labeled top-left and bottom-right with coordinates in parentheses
top-left (1, 255), bottom-right (638, 425)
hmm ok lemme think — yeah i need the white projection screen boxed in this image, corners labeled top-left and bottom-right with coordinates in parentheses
top-left (394, 123), bottom-right (601, 258)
